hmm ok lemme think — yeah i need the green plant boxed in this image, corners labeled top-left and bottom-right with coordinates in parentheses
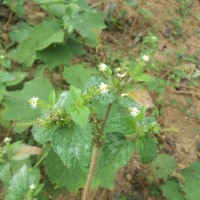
top-left (176, 0), bottom-right (193, 17)
top-left (0, 56), bottom-right (161, 199)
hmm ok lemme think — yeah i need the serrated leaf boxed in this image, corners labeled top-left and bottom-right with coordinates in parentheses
top-left (152, 154), bottom-right (176, 180)
top-left (45, 150), bottom-right (86, 192)
top-left (32, 124), bottom-right (92, 175)
top-left (105, 116), bottom-right (135, 135)
top-left (181, 162), bottom-right (200, 200)
top-left (136, 137), bottom-right (157, 164)
top-left (6, 165), bottom-right (42, 200)
top-left (134, 73), bottom-right (152, 82)
top-left (3, 76), bottom-right (53, 121)
top-left (37, 44), bottom-right (73, 69)
top-left (161, 178), bottom-right (184, 200)
top-left (9, 39), bottom-right (36, 67)
top-left (92, 133), bottom-right (133, 188)
top-left (0, 162), bottom-right (11, 183)
top-left (63, 64), bottom-right (98, 89)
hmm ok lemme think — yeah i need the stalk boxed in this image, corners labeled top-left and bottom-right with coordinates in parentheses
top-left (82, 103), bottom-right (112, 200)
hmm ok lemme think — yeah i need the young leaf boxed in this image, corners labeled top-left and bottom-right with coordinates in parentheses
top-left (45, 150), bottom-right (86, 192)
top-left (136, 137), bottom-right (157, 164)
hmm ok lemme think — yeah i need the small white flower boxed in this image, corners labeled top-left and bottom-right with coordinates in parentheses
top-left (29, 96), bottom-right (39, 109)
top-left (152, 36), bottom-right (157, 40)
top-left (98, 63), bottom-right (107, 72)
top-left (99, 82), bottom-right (109, 95)
top-left (121, 93), bottom-right (128, 97)
top-left (4, 137), bottom-right (11, 143)
top-left (0, 55), bottom-right (5, 59)
top-left (142, 55), bottom-right (150, 62)
top-left (117, 73), bottom-right (126, 78)
top-left (129, 107), bottom-right (140, 117)
top-left (30, 184), bottom-right (36, 190)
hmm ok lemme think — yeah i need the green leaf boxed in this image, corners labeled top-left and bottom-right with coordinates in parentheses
top-left (0, 84), bottom-right (6, 103)
top-left (93, 133), bottom-right (133, 188)
top-left (32, 124), bottom-right (92, 175)
top-left (134, 73), bottom-right (152, 82)
top-left (136, 137), bottom-right (157, 164)
top-left (63, 64), bottom-right (98, 89)
top-left (0, 71), bottom-right (16, 83)
top-left (70, 12), bottom-right (106, 45)
top-left (6, 165), bottom-right (42, 200)
top-left (105, 116), bottom-right (135, 135)
top-left (65, 86), bottom-right (90, 128)
top-left (30, 25), bottom-right (64, 51)
top-left (45, 150), bottom-right (86, 192)
top-left (0, 162), bottom-right (11, 183)
top-left (5, 71), bottom-right (28, 86)
top-left (161, 178), bottom-right (184, 200)
top-left (9, 39), bottom-right (36, 67)
top-left (181, 162), bottom-right (200, 200)
top-left (152, 154), bottom-right (176, 181)
top-left (37, 44), bottom-right (73, 69)
top-left (3, 76), bottom-right (53, 121)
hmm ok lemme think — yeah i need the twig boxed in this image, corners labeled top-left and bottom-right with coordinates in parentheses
top-left (97, 32), bottom-right (107, 63)
top-left (172, 90), bottom-right (200, 96)
top-left (175, 83), bottom-right (200, 91)
top-left (129, 0), bottom-right (145, 40)
top-left (5, 11), bottom-right (13, 27)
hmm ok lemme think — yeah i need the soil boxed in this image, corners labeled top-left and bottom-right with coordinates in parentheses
top-left (0, 0), bottom-right (200, 199)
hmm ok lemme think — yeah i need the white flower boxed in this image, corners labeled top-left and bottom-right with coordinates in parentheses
top-left (30, 184), bottom-right (36, 190)
top-left (99, 82), bottom-right (109, 95)
top-left (142, 55), bottom-right (150, 62)
top-left (121, 93), bottom-right (128, 97)
top-left (117, 73), bottom-right (126, 78)
top-left (29, 96), bottom-right (39, 109)
top-left (4, 137), bottom-right (11, 143)
top-left (98, 63), bottom-right (107, 72)
top-left (152, 36), bottom-right (157, 40)
top-left (129, 107), bottom-right (140, 117)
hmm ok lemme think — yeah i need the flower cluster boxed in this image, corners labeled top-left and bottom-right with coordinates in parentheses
top-left (29, 96), bottom-right (39, 109)
top-left (98, 63), bottom-right (107, 72)
top-left (129, 106), bottom-right (140, 117)
top-left (142, 55), bottom-right (150, 62)
top-left (30, 184), bottom-right (36, 190)
top-left (99, 82), bottom-right (109, 95)
top-left (4, 137), bottom-right (11, 143)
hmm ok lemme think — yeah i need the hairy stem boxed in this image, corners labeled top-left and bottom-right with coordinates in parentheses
top-left (82, 103), bottom-right (113, 200)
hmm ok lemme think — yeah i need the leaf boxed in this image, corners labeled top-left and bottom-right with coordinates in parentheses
top-left (161, 178), bottom-right (184, 200)
top-left (152, 154), bottom-right (176, 181)
top-left (105, 116), bottom-right (135, 135)
top-left (181, 162), bottom-right (200, 200)
top-left (70, 12), bottom-right (106, 45)
top-left (32, 124), bottom-right (92, 175)
top-left (134, 73), bottom-right (152, 82)
top-left (6, 165), bottom-right (42, 200)
top-left (92, 133), bottom-right (134, 188)
top-left (5, 71), bottom-right (28, 86)
top-left (9, 39), bottom-right (36, 67)
top-left (128, 88), bottom-right (155, 108)
top-left (45, 150), bottom-right (86, 192)
top-left (136, 137), bottom-right (157, 164)
top-left (63, 64), bottom-right (98, 89)
top-left (30, 25), bottom-right (64, 51)
top-left (0, 162), bottom-right (11, 183)
top-left (3, 76), bottom-right (53, 121)
top-left (0, 71), bottom-right (16, 83)
top-left (37, 44), bottom-right (73, 69)
top-left (0, 84), bottom-right (6, 103)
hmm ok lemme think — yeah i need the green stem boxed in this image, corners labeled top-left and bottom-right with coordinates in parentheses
top-left (33, 153), bottom-right (48, 168)
top-left (82, 103), bottom-right (113, 200)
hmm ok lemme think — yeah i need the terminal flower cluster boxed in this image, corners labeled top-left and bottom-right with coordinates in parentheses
top-left (142, 55), bottom-right (150, 62)
top-left (99, 82), bottom-right (109, 95)
top-left (129, 106), bottom-right (140, 117)
top-left (98, 63), bottom-right (107, 72)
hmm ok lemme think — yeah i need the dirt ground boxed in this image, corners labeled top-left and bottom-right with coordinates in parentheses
top-left (0, 0), bottom-right (200, 199)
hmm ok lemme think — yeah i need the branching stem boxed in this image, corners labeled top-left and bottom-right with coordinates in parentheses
top-left (82, 103), bottom-right (113, 200)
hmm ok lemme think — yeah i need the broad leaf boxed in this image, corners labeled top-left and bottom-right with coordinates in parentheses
top-left (3, 76), bottom-right (53, 121)
top-left (0, 84), bottom-right (5, 103)
top-left (45, 150), bottom-right (86, 192)
top-left (152, 154), bottom-right (176, 181)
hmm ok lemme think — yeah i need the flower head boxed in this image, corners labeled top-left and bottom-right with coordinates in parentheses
top-left (121, 93), bottom-right (128, 97)
top-left (98, 63), bottom-right (107, 72)
top-left (30, 184), bottom-right (36, 190)
top-left (29, 96), bottom-right (39, 109)
top-left (4, 137), bottom-right (11, 143)
top-left (142, 55), bottom-right (150, 62)
top-left (129, 107), bottom-right (140, 117)
top-left (117, 73), bottom-right (126, 78)
top-left (99, 82), bottom-right (109, 95)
